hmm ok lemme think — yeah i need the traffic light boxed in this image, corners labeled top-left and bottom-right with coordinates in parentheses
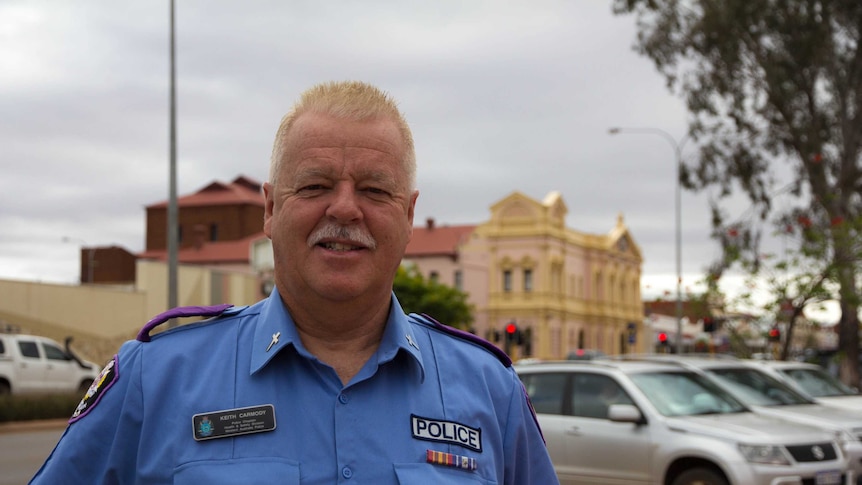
top-left (768, 327), bottom-right (781, 342)
top-left (703, 317), bottom-right (715, 333)
top-left (657, 332), bottom-right (668, 346)
top-left (505, 322), bottom-right (520, 345)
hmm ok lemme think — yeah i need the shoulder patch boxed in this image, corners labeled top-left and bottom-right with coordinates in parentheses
top-left (136, 304), bottom-right (236, 342)
top-left (411, 313), bottom-right (512, 367)
top-left (69, 355), bottom-right (119, 424)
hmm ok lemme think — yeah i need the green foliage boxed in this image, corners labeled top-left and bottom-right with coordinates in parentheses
top-left (393, 265), bottom-right (474, 330)
top-left (615, 0), bottom-right (862, 385)
top-left (0, 393), bottom-right (80, 423)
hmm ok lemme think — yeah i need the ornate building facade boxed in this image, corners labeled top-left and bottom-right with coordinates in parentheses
top-left (403, 191), bottom-right (644, 360)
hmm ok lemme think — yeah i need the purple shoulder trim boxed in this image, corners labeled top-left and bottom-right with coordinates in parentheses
top-left (136, 304), bottom-right (234, 342)
top-left (415, 313), bottom-right (512, 367)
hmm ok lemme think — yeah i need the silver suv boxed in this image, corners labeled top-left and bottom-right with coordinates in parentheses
top-left (747, 360), bottom-right (862, 413)
top-left (515, 360), bottom-right (850, 485)
top-left (652, 355), bottom-right (862, 483)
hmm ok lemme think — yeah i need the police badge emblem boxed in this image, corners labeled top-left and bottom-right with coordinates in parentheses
top-left (69, 355), bottom-right (118, 424)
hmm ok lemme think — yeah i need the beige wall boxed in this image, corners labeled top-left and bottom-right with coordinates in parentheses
top-left (0, 261), bottom-right (264, 364)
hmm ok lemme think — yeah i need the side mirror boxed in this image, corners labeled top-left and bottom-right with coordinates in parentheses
top-left (608, 404), bottom-right (644, 424)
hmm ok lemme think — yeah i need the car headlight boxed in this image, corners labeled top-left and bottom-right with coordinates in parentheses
top-left (738, 444), bottom-right (790, 465)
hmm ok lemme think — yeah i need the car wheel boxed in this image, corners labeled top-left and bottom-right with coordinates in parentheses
top-left (672, 468), bottom-right (728, 485)
top-left (0, 381), bottom-right (9, 395)
top-left (78, 379), bottom-right (94, 393)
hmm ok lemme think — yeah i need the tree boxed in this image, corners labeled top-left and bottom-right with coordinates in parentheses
top-left (392, 265), bottom-right (474, 330)
top-left (614, 0), bottom-right (862, 386)
top-left (705, 236), bottom-right (834, 360)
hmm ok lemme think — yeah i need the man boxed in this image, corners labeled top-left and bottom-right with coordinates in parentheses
top-left (31, 81), bottom-right (558, 484)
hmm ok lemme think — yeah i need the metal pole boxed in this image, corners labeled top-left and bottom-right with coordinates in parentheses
top-left (673, 143), bottom-right (682, 355)
top-left (608, 127), bottom-right (688, 354)
top-left (167, 0), bottom-right (179, 320)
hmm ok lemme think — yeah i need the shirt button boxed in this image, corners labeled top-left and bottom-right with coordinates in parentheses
top-left (342, 466), bottom-right (353, 479)
top-left (338, 393), bottom-right (349, 404)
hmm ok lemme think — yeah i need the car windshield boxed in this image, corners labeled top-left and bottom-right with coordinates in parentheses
top-left (780, 367), bottom-right (859, 398)
top-left (707, 367), bottom-right (814, 406)
top-left (629, 371), bottom-right (747, 417)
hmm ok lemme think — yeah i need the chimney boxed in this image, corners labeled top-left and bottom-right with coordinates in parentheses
top-left (426, 218), bottom-right (435, 230)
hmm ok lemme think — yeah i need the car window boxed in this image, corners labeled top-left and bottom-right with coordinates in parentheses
top-left (520, 372), bottom-right (567, 415)
top-left (781, 367), bottom-right (857, 397)
top-left (42, 342), bottom-right (70, 361)
top-left (18, 340), bottom-right (40, 359)
top-left (572, 373), bottom-right (632, 419)
top-left (0, 338), bottom-right (5, 355)
top-left (629, 371), bottom-right (746, 416)
top-left (708, 367), bottom-right (812, 406)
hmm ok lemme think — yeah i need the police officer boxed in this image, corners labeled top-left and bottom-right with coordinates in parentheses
top-left (31, 81), bottom-right (558, 484)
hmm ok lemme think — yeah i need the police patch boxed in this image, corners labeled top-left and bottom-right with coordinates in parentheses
top-left (411, 414), bottom-right (482, 452)
top-left (69, 355), bottom-right (118, 424)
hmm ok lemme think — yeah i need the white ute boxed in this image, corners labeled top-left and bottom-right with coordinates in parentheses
top-left (0, 332), bottom-right (100, 395)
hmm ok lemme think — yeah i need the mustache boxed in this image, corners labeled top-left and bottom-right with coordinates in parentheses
top-left (307, 223), bottom-right (377, 250)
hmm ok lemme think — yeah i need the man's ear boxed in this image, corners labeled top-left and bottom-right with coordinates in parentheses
top-left (263, 182), bottom-right (275, 239)
top-left (406, 190), bottom-right (419, 239)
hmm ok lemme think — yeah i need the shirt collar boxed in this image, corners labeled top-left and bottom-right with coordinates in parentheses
top-left (250, 287), bottom-right (425, 381)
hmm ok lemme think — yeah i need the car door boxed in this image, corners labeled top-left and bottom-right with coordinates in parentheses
top-left (521, 371), bottom-right (652, 485)
top-left (565, 372), bottom-right (652, 485)
top-left (15, 338), bottom-right (47, 392)
top-left (40, 339), bottom-right (78, 392)
top-left (519, 371), bottom-right (571, 480)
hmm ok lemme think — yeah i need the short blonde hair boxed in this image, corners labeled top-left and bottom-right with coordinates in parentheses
top-left (269, 81), bottom-right (416, 189)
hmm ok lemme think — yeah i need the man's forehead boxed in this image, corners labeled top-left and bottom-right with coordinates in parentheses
top-left (287, 112), bottom-right (402, 152)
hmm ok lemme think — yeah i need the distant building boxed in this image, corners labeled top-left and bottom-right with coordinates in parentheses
top-left (138, 175), bottom-right (266, 271)
top-left (404, 191), bottom-right (644, 360)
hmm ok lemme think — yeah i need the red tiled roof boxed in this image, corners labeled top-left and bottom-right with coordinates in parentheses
top-left (138, 232), bottom-right (266, 264)
top-left (405, 222), bottom-right (476, 257)
top-left (147, 175), bottom-right (264, 209)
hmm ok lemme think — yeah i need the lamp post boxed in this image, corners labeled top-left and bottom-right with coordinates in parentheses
top-left (167, 0), bottom-right (179, 318)
top-left (62, 236), bottom-right (95, 284)
top-left (608, 127), bottom-right (690, 354)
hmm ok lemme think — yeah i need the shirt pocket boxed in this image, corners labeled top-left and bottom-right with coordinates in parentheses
top-left (174, 457), bottom-right (300, 484)
top-left (394, 463), bottom-right (497, 484)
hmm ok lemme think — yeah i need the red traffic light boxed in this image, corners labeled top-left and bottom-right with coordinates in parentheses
top-left (658, 332), bottom-right (668, 343)
top-left (768, 327), bottom-right (781, 341)
top-left (505, 323), bottom-right (517, 334)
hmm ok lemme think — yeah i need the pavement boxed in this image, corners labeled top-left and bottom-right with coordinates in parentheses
top-left (0, 419), bottom-right (68, 434)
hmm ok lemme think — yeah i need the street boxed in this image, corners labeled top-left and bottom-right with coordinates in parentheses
top-left (0, 423), bottom-right (65, 485)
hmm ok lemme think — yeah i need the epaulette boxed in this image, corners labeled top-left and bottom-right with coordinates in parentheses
top-left (136, 304), bottom-right (239, 342)
top-left (411, 313), bottom-right (512, 367)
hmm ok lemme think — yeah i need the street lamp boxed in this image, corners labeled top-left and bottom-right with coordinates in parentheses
top-left (608, 126), bottom-right (690, 354)
top-left (167, 0), bottom-right (179, 316)
top-left (62, 236), bottom-right (95, 284)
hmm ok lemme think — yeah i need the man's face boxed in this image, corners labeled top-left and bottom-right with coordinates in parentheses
top-left (263, 112), bottom-right (418, 306)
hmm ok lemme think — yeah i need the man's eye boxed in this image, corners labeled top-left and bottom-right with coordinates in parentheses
top-left (364, 187), bottom-right (389, 196)
top-left (299, 184), bottom-right (326, 192)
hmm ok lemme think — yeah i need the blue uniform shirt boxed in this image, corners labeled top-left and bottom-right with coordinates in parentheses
top-left (31, 289), bottom-right (558, 484)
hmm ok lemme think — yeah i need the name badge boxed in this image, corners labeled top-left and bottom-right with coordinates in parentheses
top-left (411, 414), bottom-right (482, 452)
top-left (193, 404), bottom-right (276, 441)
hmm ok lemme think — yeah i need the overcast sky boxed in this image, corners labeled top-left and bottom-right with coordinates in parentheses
top-left (1, 1), bottom-right (803, 314)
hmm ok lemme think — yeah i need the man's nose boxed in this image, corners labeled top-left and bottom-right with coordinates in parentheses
top-left (325, 184), bottom-right (362, 223)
